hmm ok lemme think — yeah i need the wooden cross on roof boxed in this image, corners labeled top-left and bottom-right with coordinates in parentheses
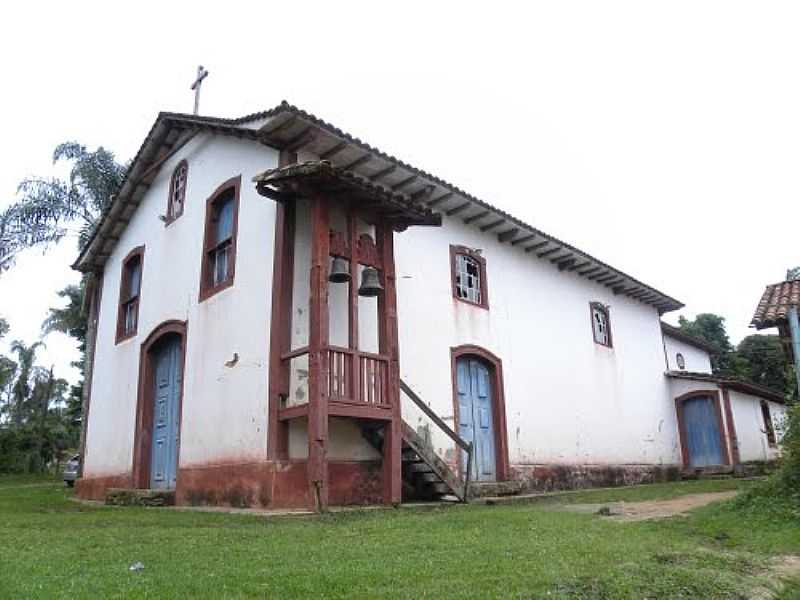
top-left (191, 66), bottom-right (209, 115)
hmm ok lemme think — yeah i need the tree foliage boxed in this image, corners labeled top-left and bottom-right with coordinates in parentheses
top-left (678, 313), bottom-right (735, 374)
top-left (735, 334), bottom-right (794, 396)
top-left (0, 142), bottom-right (126, 272)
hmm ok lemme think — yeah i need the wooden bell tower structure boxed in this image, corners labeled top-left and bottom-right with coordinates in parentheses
top-left (255, 159), bottom-right (440, 510)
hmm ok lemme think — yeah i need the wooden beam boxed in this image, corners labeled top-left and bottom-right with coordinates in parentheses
top-left (284, 127), bottom-right (315, 152)
top-left (511, 233), bottom-right (535, 246)
top-left (260, 115), bottom-right (297, 137)
top-left (341, 154), bottom-right (371, 170)
top-left (579, 266), bottom-right (601, 277)
top-left (446, 202), bottom-right (470, 216)
top-left (587, 270), bottom-right (610, 281)
top-left (568, 260), bottom-right (592, 272)
top-left (480, 218), bottom-right (505, 232)
top-left (391, 175), bottom-right (417, 191)
top-left (319, 141), bottom-right (348, 160)
top-left (410, 185), bottom-right (435, 202)
top-left (537, 246), bottom-right (562, 258)
top-left (497, 228), bottom-right (519, 243)
top-left (557, 258), bottom-right (576, 271)
top-left (550, 252), bottom-right (573, 264)
top-left (369, 165), bottom-right (396, 182)
top-left (427, 192), bottom-right (453, 207)
top-left (596, 274), bottom-right (620, 284)
top-left (463, 210), bottom-right (490, 225)
top-left (525, 241), bottom-right (550, 253)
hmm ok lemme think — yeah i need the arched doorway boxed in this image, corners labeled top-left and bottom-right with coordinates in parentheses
top-left (451, 345), bottom-right (509, 482)
top-left (133, 321), bottom-right (187, 489)
top-left (675, 390), bottom-right (729, 468)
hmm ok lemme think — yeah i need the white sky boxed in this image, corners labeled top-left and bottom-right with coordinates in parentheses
top-left (0, 1), bottom-right (797, 384)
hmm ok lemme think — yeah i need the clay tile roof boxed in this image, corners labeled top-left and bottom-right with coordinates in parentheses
top-left (751, 279), bottom-right (800, 329)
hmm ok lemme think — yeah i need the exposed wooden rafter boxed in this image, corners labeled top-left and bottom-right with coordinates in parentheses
top-left (497, 228), bottom-right (519, 243)
top-left (537, 246), bottom-right (562, 259)
top-left (341, 154), bottom-right (372, 170)
top-left (259, 115), bottom-right (297, 137)
top-left (319, 141), bottom-right (348, 160)
top-left (480, 218), bottom-right (505, 232)
top-left (284, 126), bottom-right (315, 152)
top-left (446, 202), bottom-right (471, 216)
top-left (369, 165), bottom-right (396, 182)
top-left (391, 175), bottom-right (417, 191)
top-left (463, 210), bottom-right (490, 225)
top-left (427, 192), bottom-right (453, 208)
top-left (510, 233), bottom-right (535, 246)
top-left (525, 241), bottom-right (550, 253)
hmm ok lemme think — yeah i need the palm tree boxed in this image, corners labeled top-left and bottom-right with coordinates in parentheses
top-left (0, 142), bottom-right (126, 273)
top-left (9, 340), bottom-right (44, 425)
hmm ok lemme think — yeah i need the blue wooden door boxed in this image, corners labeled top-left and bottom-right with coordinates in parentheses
top-left (457, 357), bottom-right (497, 481)
top-left (683, 396), bottom-right (723, 467)
top-left (150, 336), bottom-right (182, 489)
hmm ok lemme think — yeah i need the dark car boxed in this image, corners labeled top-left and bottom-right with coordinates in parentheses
top-left (63, 454), bottom-right (80, 487)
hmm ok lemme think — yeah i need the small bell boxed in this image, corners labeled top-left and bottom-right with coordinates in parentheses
top-left (328, 257), bottom-right (351, 283)
top-left (358, 267), bottom-right (384, 297)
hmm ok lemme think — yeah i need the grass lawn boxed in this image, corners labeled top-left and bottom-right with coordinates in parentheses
top-left (0, 477), bottom-right (798, 599)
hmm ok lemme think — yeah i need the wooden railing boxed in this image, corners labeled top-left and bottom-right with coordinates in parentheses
top-left (399, 379), bottom-right (474, 502)
top-left (326, 346), bottom-right (390, 407)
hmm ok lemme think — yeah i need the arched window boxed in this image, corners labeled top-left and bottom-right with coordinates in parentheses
top-left (590, 302), bottom-right (612, 347)
top-left (676, 353), bottom-right (686, 370)
top-left (199, 176), bottom-right (240, 301)
top-left (116, 246), bottom-right (144, 343)
top-left (167, 160), bottom-right (188, 222)
top-left (450, 245), bottom-right (488, 308)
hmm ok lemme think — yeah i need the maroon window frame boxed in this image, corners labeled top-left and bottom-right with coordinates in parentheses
top-left (116, 246), bottom-right (144, 344)
top-left (165, 160), bottom-right (188, 223)
top-left (199, 175), bottom-right (241, 302)
top-left (450, 245), bottom-right (488, 309)
top-left (761, 400), bottom-right (777, 446)
top-left (589, 302), bottom-right (612, 348)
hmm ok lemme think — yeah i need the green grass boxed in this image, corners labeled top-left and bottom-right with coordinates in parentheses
top-left (0, 477), bottom-right (797, 599)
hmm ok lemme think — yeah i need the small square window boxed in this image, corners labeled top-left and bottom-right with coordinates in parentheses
top-left (450, 245), bottom-right (488, 309)
top-left (590, 302), bottom-right (612, 347)
top-left (676, 353), bottom-right (686, 370)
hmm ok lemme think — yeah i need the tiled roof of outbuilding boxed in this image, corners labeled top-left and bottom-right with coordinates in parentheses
top-left (751, 279), bottom-right (800, 329)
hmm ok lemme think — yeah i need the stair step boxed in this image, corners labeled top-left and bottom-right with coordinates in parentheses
top-left (419, 472), bottom-right (442, 483)
top-left (105, 488), bottom-right (175, 507)
top-left (408, 463), bottom-right (434, 474)
top-left (469, 481), bottom-right (524, 498)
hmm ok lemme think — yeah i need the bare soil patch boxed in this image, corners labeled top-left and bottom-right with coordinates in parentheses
top-left (556, 490), bottom-right (739, 522)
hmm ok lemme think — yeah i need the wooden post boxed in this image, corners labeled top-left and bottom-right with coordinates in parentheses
top-left (307, 194), bottom-right (330, 511)
top-left (788, 307), bottom-right (800, 398)
top-left (377, 222), bottom-right (402, 505)
top-left (77, 273), bottom-right (102, 478)
top-left (267, 150), bottom-right (296, 460)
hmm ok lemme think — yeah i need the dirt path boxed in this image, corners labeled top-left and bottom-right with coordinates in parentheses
top-left (556, 490), bottom-right (739, 522)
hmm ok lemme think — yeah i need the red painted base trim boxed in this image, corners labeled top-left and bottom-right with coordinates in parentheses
top-left (510, 463), bottom-right (683, 493)
top-left (75, 473), bottom-right (134, 501)
top-left (76, 461), bottom-right (383, 509)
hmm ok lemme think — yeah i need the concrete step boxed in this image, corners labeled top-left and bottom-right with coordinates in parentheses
top-left (106, 488), bottom-right (176, 507)
top-left (468, 480), bottom-right (524, 498)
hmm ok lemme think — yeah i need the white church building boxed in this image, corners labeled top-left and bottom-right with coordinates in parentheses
top-left (73, 102), bottom-right (788, 510)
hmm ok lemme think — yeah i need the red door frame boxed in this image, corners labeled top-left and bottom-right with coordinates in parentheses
top-left (674, 389), bottom-right (731, 469)
top-left (132, 320), bottom-right (188, 489)
top-left (450, 344), bottom-right (510, 481)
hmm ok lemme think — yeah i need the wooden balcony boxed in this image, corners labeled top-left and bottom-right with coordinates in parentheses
top-left (278, 345), bottom-right (394, 422)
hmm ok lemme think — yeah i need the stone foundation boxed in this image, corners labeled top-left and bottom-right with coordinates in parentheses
top-left (510, 463), bottom-right (683, 493)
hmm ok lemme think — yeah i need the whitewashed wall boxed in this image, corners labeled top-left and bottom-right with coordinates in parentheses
top-left (84, 134), bottom-right (279, 478)
top-left (663, 335), bottom-right (712, 373)
top-left (394, 214), bottom-right (683, 467)
top-left (729, 391), bottom-right (787, 462)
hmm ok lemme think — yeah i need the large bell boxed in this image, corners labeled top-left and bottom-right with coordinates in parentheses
top-left (328, 257), bottom-right (351, 283)
top-left (358, 267), bottom-right (383, 297)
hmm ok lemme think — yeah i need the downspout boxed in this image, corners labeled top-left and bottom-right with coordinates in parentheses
top-left (788, 307), bottom-right (800, 397)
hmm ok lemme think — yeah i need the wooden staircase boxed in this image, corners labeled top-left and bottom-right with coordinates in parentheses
top-left (361, 379), bottom-right (473, 503)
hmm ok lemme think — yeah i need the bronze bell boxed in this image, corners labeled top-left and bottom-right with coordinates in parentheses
top-left (328, 257), bottom-right (351, 283)
top-left (358, 267), bottom-right (383, 297)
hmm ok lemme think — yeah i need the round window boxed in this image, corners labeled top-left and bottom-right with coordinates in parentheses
top-left (676, 353), bottom-right (686, 370)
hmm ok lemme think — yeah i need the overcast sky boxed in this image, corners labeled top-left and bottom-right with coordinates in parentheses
top-left (0, 1), bottom-right (797, 384)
